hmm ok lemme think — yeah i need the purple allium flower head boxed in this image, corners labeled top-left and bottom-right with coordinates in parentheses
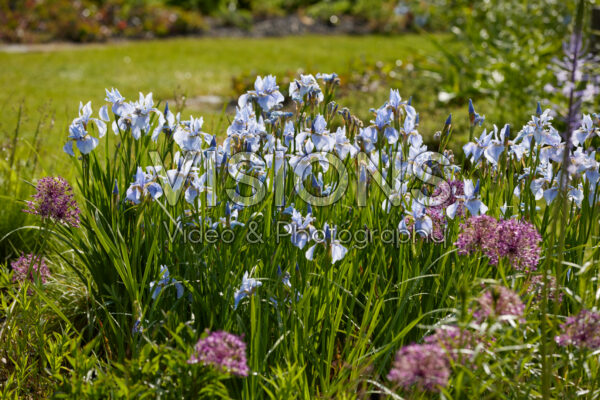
top-left (188, 330), bottom-right (249, 377)
top-left (25, 177), bottom-right (80, 227)
top-left (495, 219), bottom-right (542, 271)
top-left (454, 215), bottom-right (499, 258)
top-left (526, 275), bottom-right (563, 304)
top-left (424, 326), bottom-right (481, 363)
top-left (556, 309), bottom-right (600, 349)
top-left (11, 254), bottom-right (50, 284)
top-left (472, 286), bottom-right (525, 323)
top-left (387, 343), bottom-right (450, 392)
top-left (455, 216), bottom-right (541, 271)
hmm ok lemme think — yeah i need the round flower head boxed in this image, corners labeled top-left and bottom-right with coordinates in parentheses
top-left (25, 177), bottom-right (80, 227)
top-left (495, 219), bottom-right (542, 271)
top-left (472, 286), bottom-right (525, 323)
top-left (424, 326), bottom-right (482, 363)
top-left (454, 215), bottom-right (499, 258)
top-left (11, 254), bottom-right (50, 284)
top-left (556, 309), bottom-right (600, 349)
top-left (188, 330), bottom-right (249, 377)
top-left (387, 343), bottom-right (450, 392)
top-left (455, 216), bottom-right (541, 271)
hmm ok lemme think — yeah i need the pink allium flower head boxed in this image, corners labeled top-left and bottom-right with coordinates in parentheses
top-left (556, 310), bottom-right (600, 349)
top-left (25, 177), bottom-right (80, 227)
top-left (424, 326), bottom-right (481, 363)
top-left (11, 254), bottom-right (50, 284)
top-left (387, 343), bottom-right (450, 392)
top-left (473, 286), bottom-right (525, 323)
top-left (495, 219), bottom-right (542, 271)
top-left (455, 216), bottom-right (542, 271)
top-left (454, 215), bottom-right (499, 257)
top-left (188, 330), bottom-right (249, 377)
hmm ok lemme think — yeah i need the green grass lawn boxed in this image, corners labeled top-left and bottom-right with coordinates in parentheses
top-left (0, 34), bottom-right (451, 176)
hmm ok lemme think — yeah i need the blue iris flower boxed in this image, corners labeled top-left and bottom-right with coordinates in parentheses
top-left (239, 75), bottom-right (285, 112)
top-left (234, 272), bottom-right (262, 309)
top-left (125, 167), bottom-right (163, 204)
top-left (150, 265), bottom-right (184, 300)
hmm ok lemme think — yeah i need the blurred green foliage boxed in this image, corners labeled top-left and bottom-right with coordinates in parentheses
top-left (0, 0), bottom-right (206, 43)
top-left (420, 0), bottom-right (578, 123)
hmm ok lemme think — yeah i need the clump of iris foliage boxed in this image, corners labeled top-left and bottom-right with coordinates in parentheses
top-left (2, 12), bottom-right (600, 400)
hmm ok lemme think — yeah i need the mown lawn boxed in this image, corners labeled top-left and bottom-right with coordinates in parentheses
top-left (0, 34), bottom-right (452, 175)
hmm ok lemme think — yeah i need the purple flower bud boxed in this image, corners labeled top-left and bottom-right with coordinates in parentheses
top-left (442, 114), bottom-right (452, 136)
top-left (325, 225), bottom-right (332, 242)
top-left (468, 100), bottom-right (485, 126)
top-left (311, 175), bottom-right (320, 192)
